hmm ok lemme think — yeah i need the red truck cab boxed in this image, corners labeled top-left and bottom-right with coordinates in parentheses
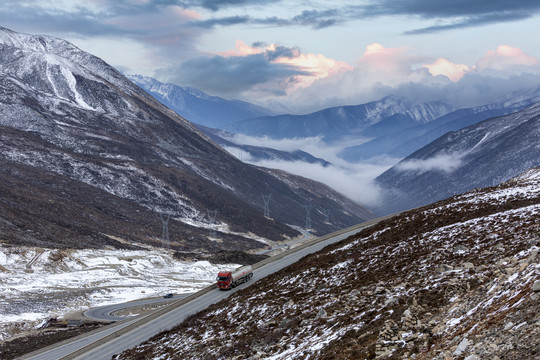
top-left (217, 271), bottom-right (233, 290)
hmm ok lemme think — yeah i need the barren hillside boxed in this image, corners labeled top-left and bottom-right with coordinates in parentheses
top-left (118, 168), bottom-right (540, 360)
top-left (0, 26), bottom-right (375, 252)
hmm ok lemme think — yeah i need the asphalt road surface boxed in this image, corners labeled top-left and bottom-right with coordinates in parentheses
top-left (22, 221), bottom-right (378, 360)
top-left (84, 293), bottom-right (192, 322)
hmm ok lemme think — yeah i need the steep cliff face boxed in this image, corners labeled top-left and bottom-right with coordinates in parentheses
top-left (116, 168), bottom-right (540, 360)
top-left (0, 27), bottom-right (374, 250)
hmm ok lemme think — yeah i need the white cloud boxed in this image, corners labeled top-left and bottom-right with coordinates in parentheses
top-left (476, 45), bottom-right (539, 72)
top-left (422, 58), bottom-right (469, 81)
top-left (251, 159), bottom-right (387, 207)
top-left (220, 134), bottom-right (398, 207)
top-left (222, 133), bottom-right (326, 152)
top-left (276, 44), bottom-right (540, 113)
top-left (395, 154), bottom-right (463, 173)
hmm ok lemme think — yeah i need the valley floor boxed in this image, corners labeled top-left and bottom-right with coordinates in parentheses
top-left (0, 246), bottom-right (235, 344)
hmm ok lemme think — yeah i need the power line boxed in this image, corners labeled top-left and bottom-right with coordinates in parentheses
top-left (262, 194), bottom-right (271, 218)
top-left (207, 209), bottom-right (218, 238)
top-left (304, 203), bottom-right (312, 230)
top-left (159, 213), bottom-right (171, 249)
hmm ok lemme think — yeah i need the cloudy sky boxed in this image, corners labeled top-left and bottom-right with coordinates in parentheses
top-left (2, 0), bottom-right (540, 113)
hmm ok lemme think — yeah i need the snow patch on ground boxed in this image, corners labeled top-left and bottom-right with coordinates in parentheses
top-left (0, 246), bottom-right (237, 342)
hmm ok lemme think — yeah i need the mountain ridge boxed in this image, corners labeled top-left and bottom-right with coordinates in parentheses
top-left (340, 85), bottom-right (540, 162)
top-left (115, 168), bottom-right (540, 360)
top-left (127, 74), bottom-right (276, 128)
top-left (222, 96), bottom-right (456, 141)
top-left (0, 27), bottom-right (375, 251)
top-left (374, 101), bottom-right (540, 214)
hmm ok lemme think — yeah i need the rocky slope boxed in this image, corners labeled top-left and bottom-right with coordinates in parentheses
top-left (0, 27), bottom-right (375, 251)
top-left (374, 101), bottom-right (540, 215)
top-left (127, 75), bottom-right (276, 128)
top-left (117, 167), bottom-right (540, 360)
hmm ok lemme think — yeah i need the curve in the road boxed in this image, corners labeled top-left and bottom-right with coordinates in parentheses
top-left (84, 294), bottom-right (192, 322)
top-left (21, 215), bottom-right (394, 360)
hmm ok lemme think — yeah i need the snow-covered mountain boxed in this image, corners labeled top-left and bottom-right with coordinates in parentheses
top-left (127, 74), bottom-right (276, 128)
top-left (340, 86), bottom-right (540, 162)
top-left (0, 27), bottom-right (375, 251)
top-left (115, 168), bottom-right (540, 360)
top-left (374, 101), bottom-right (540, 214)
top-left (223, 97), bottom-right (456, 141)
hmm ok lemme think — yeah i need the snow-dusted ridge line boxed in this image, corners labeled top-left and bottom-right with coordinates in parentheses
top-left (111, 167), bottom-right (539, 359)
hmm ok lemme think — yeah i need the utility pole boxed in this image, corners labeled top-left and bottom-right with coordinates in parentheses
top-left (304, 203), bottom-right (312, 230)
top-left (207, 209), bottom-right (218, 238)
top-left (262, 194), bottom-right (271, 218)
top-left (159, 213), bottom-right (171, 248)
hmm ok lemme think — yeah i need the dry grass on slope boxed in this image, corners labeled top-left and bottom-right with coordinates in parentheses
top-left (117, 176), bottom-right (540, 360)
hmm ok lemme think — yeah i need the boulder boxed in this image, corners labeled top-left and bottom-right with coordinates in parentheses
top-left (453, 338), bottom-right (469, 357)
top-left (316, 308), bottom-right (327, 319)
top-left (455, 245), bottom-right (469, 252)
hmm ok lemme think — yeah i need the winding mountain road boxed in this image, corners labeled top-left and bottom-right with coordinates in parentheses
top-left (83, 294), bottom-right (192, 322)
top-left (21, 217), bottom-right (389, 360)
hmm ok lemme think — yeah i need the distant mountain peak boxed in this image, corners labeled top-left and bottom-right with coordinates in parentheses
top-left (127, 74), bottom-right (276, 128)
top-left (223, 96), bottom-right (455, 140)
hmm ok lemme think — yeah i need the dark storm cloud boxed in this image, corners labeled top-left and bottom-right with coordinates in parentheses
top-left (191, 0), bottom-right (280, 12)
top-left (160, 53), bottom-right (312, 97)
top-left (264, 46), bottom-right (300, 61)
top-left (0, 1), bottom-right (121, 36)
top-left (291, 9), bottom-right (340, 29)
top-left (184, 0), bottom-right (540, 33)
top-left (0, 0), bottom-right (204, 59)
top-left (3, 0), bottom-right (540, 38)
top-left (190, 10), bottom-right (341, 30)
top-left (403, 11), bottom-right (533, 34)
top-left (191, 15), bottom-right (250, 28)
top-left (363, 0), bottom-right (540, 18)
top-left (0, 0), bottom-right (176, 37)
top-left (360, 0), bottom-right (540, 34)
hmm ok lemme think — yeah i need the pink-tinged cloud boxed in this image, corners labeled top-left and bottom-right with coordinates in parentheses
top-left (217, 40), bottom-right (267, 57)
top-left (276, 52), bottom-right (352, 90)
top-left (354, 43), bottom-right (434, 86)
top-left (423, 58), bottom-right (469, 82)
top-left (217, 41), bottom-right (352, 91)
top-left (476, 45), bottom-right (539, 71)
top-left (360, 43), bottom-right (417, 73)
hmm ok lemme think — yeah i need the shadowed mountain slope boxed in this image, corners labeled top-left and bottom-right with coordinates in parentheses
top-left (0, 27), bottom-right (375, 251)
top-left (373, 102), bottom-right (540, 215)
